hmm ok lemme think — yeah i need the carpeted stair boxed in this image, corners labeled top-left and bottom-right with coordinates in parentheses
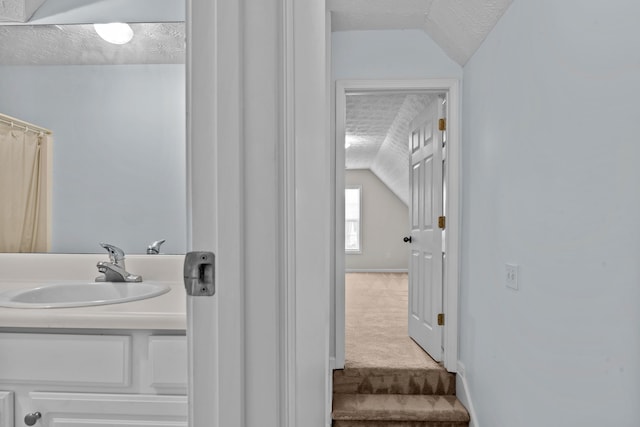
top-left (332, 367), bottom-right (469, 427)
top-left (336, 273), bottom-right (470, 426)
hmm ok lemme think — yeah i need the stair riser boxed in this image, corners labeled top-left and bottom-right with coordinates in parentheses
top-left (334, 421), bottom-right (468, 427)
top-left (334, 371), bottom-right (455, 395)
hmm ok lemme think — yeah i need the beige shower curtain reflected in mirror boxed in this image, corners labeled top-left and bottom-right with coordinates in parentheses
top-left (0, 120), bottom-right (52, 252)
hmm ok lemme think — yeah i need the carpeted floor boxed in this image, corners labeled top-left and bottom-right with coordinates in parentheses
top-left (345, 272), bottom-right (442, 371)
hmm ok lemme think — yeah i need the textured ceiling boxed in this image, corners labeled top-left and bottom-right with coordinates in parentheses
top-left (346, 93), bottom-right (435, 204)
top-left (329, 0), bottom-right (513, 65)
top-left (0, 0), bottom-right (46, 22)
top-left (346, 94), bottom-right (407, 169)
top-left (0, 23), bottom-right (185, 65)
top-left (2, 0), bottom-right (512, 65)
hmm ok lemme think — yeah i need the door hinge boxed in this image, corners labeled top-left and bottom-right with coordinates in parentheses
top-left (438, 216), bottom-right (446, 229)
top-left (438, 118), bottom-right (446, 131)
top-left (437, 313), bottom-right (445, 326)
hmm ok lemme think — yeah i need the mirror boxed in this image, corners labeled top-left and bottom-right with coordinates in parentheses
top-left (0, 22), bottom-right (187, 254)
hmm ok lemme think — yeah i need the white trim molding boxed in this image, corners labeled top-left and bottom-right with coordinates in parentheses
top-left (188, 0), bottom-right (244, 426)
top-left (345, 269), bottom-right (409, 273)
top-left (286, 1), bottom-right (332, 426)
top-left (189, 0), bottom-right (329, 426)
top-left (282, 1), bottom-right (297, 426)
top-left (456, 362), bottom-right (479, 427)
top-left (334, 79), bottom-right (461, 372)
top-left (0, 391), bottom-right (13, 427)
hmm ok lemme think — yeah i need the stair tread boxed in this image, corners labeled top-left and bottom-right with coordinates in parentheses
top-left (333, 394), bottom-right (470, 422)
top-left (334, 421), bottom-right (469, 427)
top-left (340, 366), bottom-right (451, 375)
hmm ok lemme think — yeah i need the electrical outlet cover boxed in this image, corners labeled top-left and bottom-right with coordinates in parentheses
top-left (505, 263), bottom-right (519, 290)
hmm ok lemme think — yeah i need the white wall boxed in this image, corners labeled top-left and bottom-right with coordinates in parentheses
top-left (345, 169), bottom-right (408, 271)
top-left (0, 64), bottom-right (186, 254)
top-left (460, 1), bottom-right (640, 425)
top-left (332, 29), bottom-right (462, 80)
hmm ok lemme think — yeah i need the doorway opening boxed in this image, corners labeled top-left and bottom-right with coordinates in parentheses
top-left (334, 79), bottom-right (460, 373)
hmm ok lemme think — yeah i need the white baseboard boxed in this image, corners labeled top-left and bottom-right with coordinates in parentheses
top-left (327, 357), bottom-right (336, 427)
top-left (345, 268), bottom-right (408, 273)
top-left (456, 362), bottom-right (479, 427)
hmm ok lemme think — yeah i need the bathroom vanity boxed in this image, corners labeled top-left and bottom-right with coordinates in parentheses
top-left (0, 255), bottom-right (188, 427)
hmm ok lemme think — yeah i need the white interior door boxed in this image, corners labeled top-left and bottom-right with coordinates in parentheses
top-left (408, 99), bottom-right (444, 361)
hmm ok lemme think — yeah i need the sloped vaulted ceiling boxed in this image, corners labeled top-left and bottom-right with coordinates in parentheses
top-left (346, 94), bottom-right (436, 205)
top-left (329, 0), bottom-right (513, 66)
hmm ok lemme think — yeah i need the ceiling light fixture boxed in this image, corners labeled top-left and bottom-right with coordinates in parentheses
top-left (94, 23), bottom-right (134, 45)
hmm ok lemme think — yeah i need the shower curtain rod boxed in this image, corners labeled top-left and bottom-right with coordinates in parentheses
top-left (0, 113), bottom-right (52, 135)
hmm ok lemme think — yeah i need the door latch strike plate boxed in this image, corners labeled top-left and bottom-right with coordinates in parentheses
top-left (184, 251), bottom-right (215, 296)
top-left (437, 313), bottom-right (445, 326)
top-left (438, 216), bottom-right (446, 229)
top-left (438, 118), bottom-right (446, 131)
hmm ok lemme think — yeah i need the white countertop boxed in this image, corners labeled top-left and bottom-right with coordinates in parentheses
top-left (0, 280), bottom-right (187, 330)
top-left (0, 254), bottom-right (187, 330)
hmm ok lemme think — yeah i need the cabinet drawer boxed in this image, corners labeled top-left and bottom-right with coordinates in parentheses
top-left (148, 336), bottom-right (187, 389)
top-left (29, 392), bottom-right (187, 427)
top-left (51, 421), bottom-right (185, 427)
top-left (0, 333), bottom-right (131, 386)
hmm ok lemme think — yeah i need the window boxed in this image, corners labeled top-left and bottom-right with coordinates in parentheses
top-left (345, 186), bottom-right (361, 253)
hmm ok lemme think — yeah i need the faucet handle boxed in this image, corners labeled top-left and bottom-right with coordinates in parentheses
top-left (99, 242), bottom-right (126, 264)
top-left (147, 239), bottom-right (166, 255)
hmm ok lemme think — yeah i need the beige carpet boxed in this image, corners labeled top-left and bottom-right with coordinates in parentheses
top-left (345, 273), bottom-right (442, 371)
top-left (335, 273), bottom-right (468, 426)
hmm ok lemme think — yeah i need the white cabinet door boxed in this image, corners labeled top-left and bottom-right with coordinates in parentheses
top-left (0, 391), bottom-right (13, 427)
top-left (28, 392), bottom-right (187, 427)
top-left (147, 336), bottom-right (188, 390)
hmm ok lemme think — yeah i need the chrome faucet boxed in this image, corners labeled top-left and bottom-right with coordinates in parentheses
top-left (95, 243), bottom-right (142, 282)
top-left (147, 239), bottom-right (166, 255)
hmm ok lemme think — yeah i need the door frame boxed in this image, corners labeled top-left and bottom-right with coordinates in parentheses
top-left (189, 1), bottom-right (330, 425)
top-left (334, 79), bottom-right (460, 372)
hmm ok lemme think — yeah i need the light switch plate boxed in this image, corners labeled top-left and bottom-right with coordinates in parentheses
top-left (505, 264), bottom-right (519, 290)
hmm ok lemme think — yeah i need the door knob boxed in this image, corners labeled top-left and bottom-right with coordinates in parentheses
top-left (403, 236), bottom-right (412, 243)
top-left (24, 412), bottom-right (41, 426)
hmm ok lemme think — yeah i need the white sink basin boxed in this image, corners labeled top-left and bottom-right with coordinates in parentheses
top-left (0, 282), bottom-right (171, 309)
